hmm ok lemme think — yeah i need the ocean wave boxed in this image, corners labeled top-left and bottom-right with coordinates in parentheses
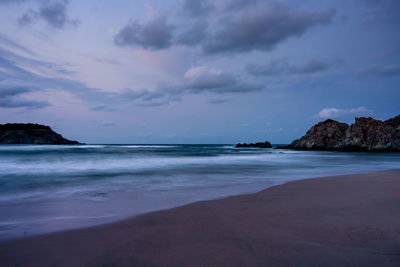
top-left (0, 145), bottom-right (107, 151)
top-left (116, 145), bottom-right (178, 148)
top-left (0, 145), bottom-right (399, 202)
top-left (0, 151), bottom-right (297, 176)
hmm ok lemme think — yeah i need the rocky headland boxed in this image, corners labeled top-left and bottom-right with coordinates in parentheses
top-left (235, 141), bottom-right (272, 148)
top-left (0, 123), bottom-right (81, 145)
top-left (277, 115), bottom-right (400, 152)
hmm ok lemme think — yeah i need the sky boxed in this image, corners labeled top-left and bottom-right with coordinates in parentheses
top-left (0, 0), bottom-right (399, 144)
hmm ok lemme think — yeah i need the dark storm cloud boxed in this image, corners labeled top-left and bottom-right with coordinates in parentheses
top-left (114, 17), bottom-right (173, 50)
top-left (357, 65), bottom-right (400, 77)
top-left (182, 0), bottom-right (213, 16)
top-left (17, 0), bottom-right (78, 29)
top-left (202, 5), bottom-right (335, 54)
top-left (247, 59), bottom-right (332, 76)
top-left (177, 21), bottom-right (208, 46)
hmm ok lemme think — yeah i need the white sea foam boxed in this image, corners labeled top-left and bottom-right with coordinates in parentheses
top-left (0, 152), bottom-right (298, 175)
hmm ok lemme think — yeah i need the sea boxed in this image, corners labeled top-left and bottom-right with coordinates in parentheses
top-left (0, 144), bottom-right (399, 240)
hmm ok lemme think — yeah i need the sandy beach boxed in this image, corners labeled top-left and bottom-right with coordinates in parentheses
top-left (0, 170), bottom-right (399, 266)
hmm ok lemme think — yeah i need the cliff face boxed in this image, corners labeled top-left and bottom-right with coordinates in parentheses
top-left (0, 123), bottom-right (81, 145)
top-left (285, 115), bottom-right (400, 152)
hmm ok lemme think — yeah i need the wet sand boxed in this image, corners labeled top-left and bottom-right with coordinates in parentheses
top-left (0, 171), bottom-right (399, 266)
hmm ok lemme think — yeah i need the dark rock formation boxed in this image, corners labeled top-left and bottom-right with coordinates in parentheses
top-left (235, 141), bottom-right (272, 148)
top-left (0, 123), bottom-right (81, 144)
top-left (285, 119), bottom-right (349, 151)
top-left (277, 115), bottom-right (400, 152)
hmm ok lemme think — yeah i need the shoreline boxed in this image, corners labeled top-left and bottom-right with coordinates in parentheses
top-left (1, 170), bottom-right (400, 266)
top-left (1, 169), bottom-right (398, 241)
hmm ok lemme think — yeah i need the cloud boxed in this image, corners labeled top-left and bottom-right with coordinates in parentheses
top-left (0, 39), bottom-right (75, 78)
top-left (177, 21), bottom-right (208, 46)
top-left (0, 97), bottom-right (49, 109)
top-left (317, 107), bottom-right (373, 119)
top-left (120, 66), bottom-right (263, 107)
top-left (247, 59), bottom-right (332, 76)
top-left (17, 0), bottom-right (78, 29)
top-left (0, 81), bottom-right (50, 109)
top-left (361, 0), bottom-right (400, 24)
top-left (115, 3), bottom-right (335, 54)
top-left (208, 99), bottom-right (228, 104)
top-left (290, 59), bottom-right (332, 74)
top-left (97, 121), bottom-right (116, 127)
top-left (0, 38), bottom-right (114, 110)
top-left (0, 83), bottom-right (30, 97)
top-left (39, 1), bottom-right (73, 28)
top-left (91, 105), bottom-right (116, 112)
top-left (18, 10), bottom-right (36, 26)
top-left (120, 85), bottom-right (176, 107)
top-left (122, 66), bottom-right (244, 104)
top-left (225, 0), bottom-right (260, 11)
top-left (184, 66), bottom-right (235, 90)
top-left (264, 127), bottom-right (283, 133)
top-left (0, 33), bottom-right (35, 55)
top-left (202, 4), bottom-right (335, 54)
top-left (114, 17), bottom-right (173, 50)
top-left (121, 88), bottom-right (166, 102)
top-left (0, 0), bottom-right (29, 4)
top-left (356, 64), bottom-right (400, 77)
top-left (184, 66), bottom-right (262, 93)
top-left (182, 0), bottom-right (213, 16)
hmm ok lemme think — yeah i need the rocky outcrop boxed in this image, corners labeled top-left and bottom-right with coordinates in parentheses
top-left (0, 123), bottom-right (81, 144)
top-left (235, 141), bottom-right (272, 148)
top-left (278, 115), bottom-right (400, 152)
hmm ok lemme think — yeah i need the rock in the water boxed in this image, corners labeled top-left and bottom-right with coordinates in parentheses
top-left (278, 115), bottom-right (400, 152)
top-left (0, 123), bottom-right (82, 145)
top-left (288, 119), bottom-right (349, 151)
top-left (235, 141), bottom-right (272, 148)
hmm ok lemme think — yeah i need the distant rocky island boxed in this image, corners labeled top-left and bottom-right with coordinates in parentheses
top-left (0, 123), bottom-right (81, 145)
top-left (277, 115), bottom-right (400, 152)
top-left (235, 141), bottom-right (272, 148)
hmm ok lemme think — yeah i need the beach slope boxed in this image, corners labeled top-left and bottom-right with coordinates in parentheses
top-left (0, 171), bottom-right (399, 266)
